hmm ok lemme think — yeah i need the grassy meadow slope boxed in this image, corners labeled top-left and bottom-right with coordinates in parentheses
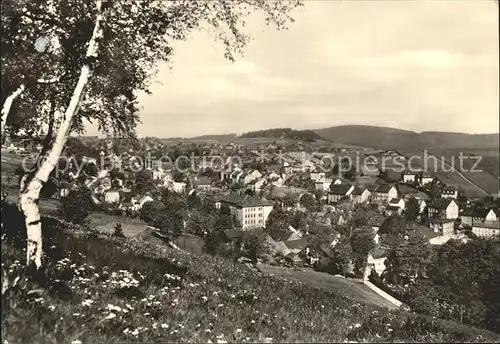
top-left (314, 125), bottom-right (499, 152)
top-left (2, 215), bottom-right (500, 343)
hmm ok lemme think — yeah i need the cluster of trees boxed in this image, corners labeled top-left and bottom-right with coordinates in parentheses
top-left (240, 128), bottom-right (323, 142)
top-left (373, 226), bottom-right (500, 334)
top-left (384, 239), bottom-right (500, 332)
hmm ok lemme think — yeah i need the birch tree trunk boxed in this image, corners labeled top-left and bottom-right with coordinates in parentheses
top-left (20, 0), bottom-right (106, 269)
top-left (1, 84), bottom-right (26, 138)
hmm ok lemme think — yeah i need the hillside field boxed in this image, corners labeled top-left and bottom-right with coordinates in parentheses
top-left (2, 213), bottom-right (500, 343)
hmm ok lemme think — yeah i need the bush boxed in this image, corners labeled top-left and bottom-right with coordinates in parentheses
top-left (58, 187), bottom-right (93, 225)
top-left (139, 201), bottom-right (165, 224)
top-left (112, 223), bottom-right (126, 239)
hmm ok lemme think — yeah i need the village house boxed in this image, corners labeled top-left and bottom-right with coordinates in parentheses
top-left (420, 172), bottom-right (434, 186)
top-left (384, 204), bottom-right (403, 216)
top-left (459, 208), bottom-right (474, 228)
top-left (368, 215), bottom-right (385, 233)
top-left (484, 208), bottom-right (499, 222)
top-left (269, 176), bottom-right (284, 187)
top-left (131, 194), bottom-right (154, 211)
top-left (440, 187), bottom-right (458, 199)
top-left (266, 171), bottom-right (281, 180)
top-left (389, 197), bottom-right (406, 211)
top-left (402, 171), bottom-right (418, 184)
top-left (104, 189), bottom-right (120, 204)
top-left (193, 177), bottom-right (212, 191)
top-left (472, 221), bottom-right (500, 238)
top-left (58, 181), bottom-right (73, 199)
top-left (315, 178), bottom-right (333, 192)
top-left (365, 247), bottom-right (388, 278)
top-left (430, 219), bottom-right (455, 236)
top-left (310, 170), bottom-right (326, 181)
top-left (331, 212), bottom-right (347, 226)
top-left (371, 184), bottom-right (398, 203)
top-left (351, 187), bottom-right (371, 204)
top-left (216, 194), bottom-right (274, 230)
top-left (332, 177), bottom-right (350, 185)
top-left (328, 184), bottom-right (355, 203)
top-left (427, 199), bottom-right (459, 220)
top-left (247, 178), bottom-right (267, 193)
top-left (281, 161), bottom-right (293, 175)
top-left (152, 167), bottom-right (165, 181)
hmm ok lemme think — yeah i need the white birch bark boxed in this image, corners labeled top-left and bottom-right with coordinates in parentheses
top-left (20, 0), bottom-right (106, 268)
top-left (1, 84), bottom-right (26, 137)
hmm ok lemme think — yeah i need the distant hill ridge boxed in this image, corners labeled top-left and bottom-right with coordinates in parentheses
top-left (313, 125), bottom-right (499, 150)
top-left (239, 128), bottom-right (324, 142)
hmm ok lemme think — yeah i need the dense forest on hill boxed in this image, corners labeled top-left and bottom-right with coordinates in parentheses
top-left (240, 128), bottom-right (324, 142)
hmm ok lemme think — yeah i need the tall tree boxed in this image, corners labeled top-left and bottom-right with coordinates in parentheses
top-left (404, 197), bottom-right (419, 221)
top-left (385, 231), bottom-right (434, 284)
top-left (350, 228), bottom-right (376, 274)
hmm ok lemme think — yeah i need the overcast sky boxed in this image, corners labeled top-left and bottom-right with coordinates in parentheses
top-left (86, 0), bottom-right (499, 138)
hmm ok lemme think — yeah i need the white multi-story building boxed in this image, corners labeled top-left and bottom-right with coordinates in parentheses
top-left (216, 194), bottom-right (274, 230)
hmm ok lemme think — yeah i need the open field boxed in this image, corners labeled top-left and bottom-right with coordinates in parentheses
top-left (258, 264), bottom-right (397, 310)
top-left (399, 150), bottom-right (496, 197)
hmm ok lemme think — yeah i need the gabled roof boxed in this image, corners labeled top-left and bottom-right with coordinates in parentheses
top-left (330, 184), bottom-right (353, 195)
top-left (429, 198), bottom-right (455, 210)
top-left (284, 237), bottom-right (309, 250)
top-left (374, 184), bottom-right (395, 194)
top-left (389, 198), bottom-right (401, 204)
top-left (386, 205), bottom-right (400, 211)
top-left (219, 193), bottom-right (274, 207)
top-left (370, 247), bottom-right (387, 259)
top-left (472, 208), bottom-right (489, 218)
top-left (473, 221), bottom-right (500, 229)
top-left (351, 187), bottom-right (367, 196)
top-left (268, 228), bottom-right (293, 242)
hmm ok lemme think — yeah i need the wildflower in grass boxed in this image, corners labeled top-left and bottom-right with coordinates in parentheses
top-left (236, 329), bottom-right (242, 333)
top-left (264, 337), bottom-right (273, 343)
top-left (205, 329), bottom-right (212, 333)
top-left (354, 323), bottom-right (361, 328)
top-left (107, 304), bottom-right (123, 312)
top-left (104, 312), bottom-right (117, 320)
top-left (70, 340), bottom-right (82, 344)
